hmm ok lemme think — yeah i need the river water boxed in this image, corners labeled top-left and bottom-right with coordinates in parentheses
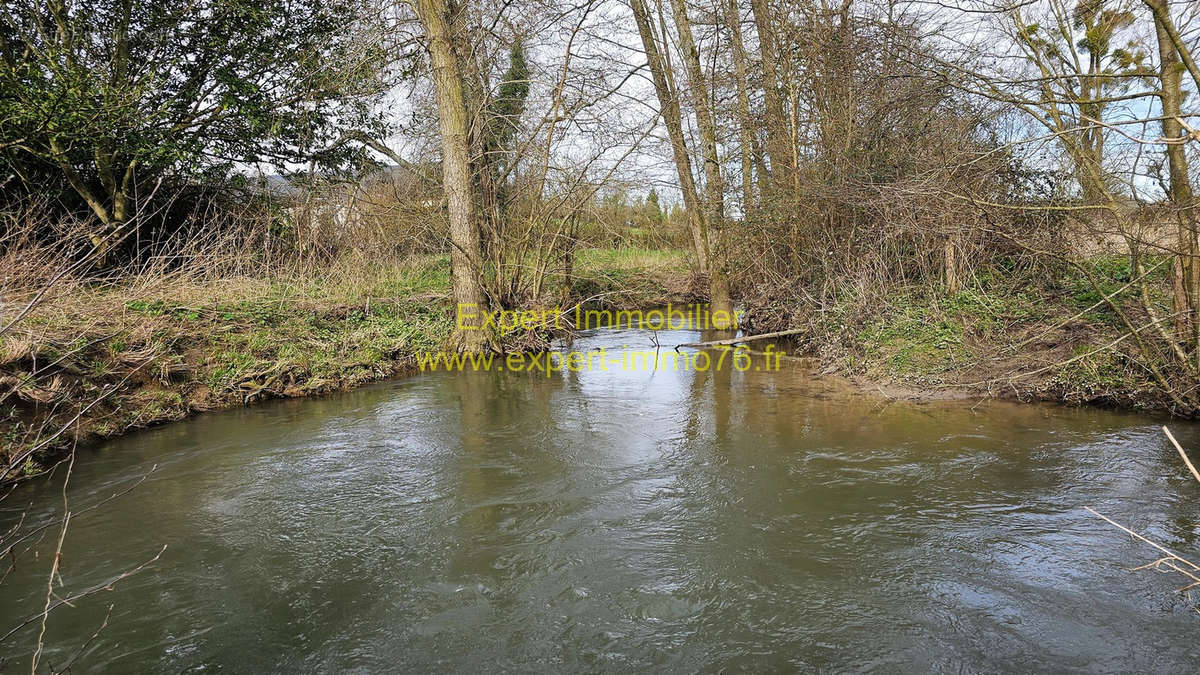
top-left (2, 326), bottom-right (1198, 672)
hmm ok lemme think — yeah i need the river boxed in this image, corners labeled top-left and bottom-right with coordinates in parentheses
top-left (2, 325), bottom-right (1198, 671)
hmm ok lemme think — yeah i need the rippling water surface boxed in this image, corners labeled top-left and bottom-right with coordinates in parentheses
top-left (2, 327), bottom-right (1199, 672)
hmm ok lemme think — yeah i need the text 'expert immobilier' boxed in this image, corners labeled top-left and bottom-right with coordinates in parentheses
top-left (455, 303), bottom-right (745, 333)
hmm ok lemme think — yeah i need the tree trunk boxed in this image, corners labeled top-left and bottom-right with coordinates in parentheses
top-left (629, 0), bottom-right (710, 274)
top-left (1151, 2), bottom-right (1198, 358)
top-left (943, 236), bottom-right (960, 295)
top-left (415, 0), bottom-right (487, 352)
top-left (1143, 0), bottom-right (1200, 93)
top-left (668, 0), bottom-right (732, 316)
top-left (723, 0), bottom-right (755, 213)
top-left (749, 0), bottom-right (792, 193)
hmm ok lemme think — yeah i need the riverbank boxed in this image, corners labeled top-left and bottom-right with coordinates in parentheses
top-left (1, 248), bottom-right (693, 475)
top-left (4, 247), bottom-right (1180, 476)
top-left (749, 256), bottom-right (1170, 412)
top-left (5, 321), bottom-right (1193, 671)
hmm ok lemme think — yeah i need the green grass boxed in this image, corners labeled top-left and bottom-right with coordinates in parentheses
top-left (798, 255), bottom-right (1172, 405)
top-left (568, 248), bottom-right (689, 308)
top-left (193, 296), bottom-right (452, 391)
top-left (1, 245), bottom-right (687, 468)
top-left (858, 301), bottom-right (965, 376)
top-left (1060, 255), bottom-right (1171, 325)
top-left (1051, 344), bottom-right (1131, 403)
top-left (575, 247), bottom-right (688, 272)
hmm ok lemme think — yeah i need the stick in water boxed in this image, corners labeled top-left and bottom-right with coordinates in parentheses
top-left (1163, 426), bottom-right (1200, 484)
top-left (676, 327), bottom-right (806, 349)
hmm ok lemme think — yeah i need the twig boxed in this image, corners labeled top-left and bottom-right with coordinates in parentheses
top-left (1085, 507), bottom-right (1199, 570)
top-left (53, 603), bottom-right (114, 674)
top-left (31, 446), bottom-right (76, 674)
top-left (1085, 506), bottom-right (1200, 597)
top-left (1, 465), bottom-right (157, 558)
top-left (1162, 426), bottom-right (1200, 484)
top-left (0, 545), bottom-right (167, 647)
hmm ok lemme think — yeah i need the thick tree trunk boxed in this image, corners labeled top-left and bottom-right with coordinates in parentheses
top-left (723, 0), bottom-right (755, 212)
top-left (749, 0), bottom-right (792, 193)
top-left (668, 0), bottom-right (732, 316)
top-left (629, 0), bottom-right (710, 274)
top-left (1143, 0), bottom-right (1200, 92)
top-left (1151, 4), bottom-right (1198, 357)
top-left (415, 0), bottom-right (487, 352)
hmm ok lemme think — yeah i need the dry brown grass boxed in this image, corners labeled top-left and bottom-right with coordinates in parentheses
top-left (0, 188), bottom-right (693, 479)
top-left (0, 198), bottom-right (453, 477)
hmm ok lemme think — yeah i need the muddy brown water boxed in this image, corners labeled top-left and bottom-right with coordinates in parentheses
top-left (2, 326), bottom-right (1199, 672)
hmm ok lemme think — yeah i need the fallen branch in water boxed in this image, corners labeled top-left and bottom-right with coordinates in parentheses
top-left (1162, 426), bottom-right (1200, 484)
top-left (675, 327), bottom-right (806, 350)
top-left (1085, 506), bottom-right (1200, 601)
top-left (0, 544), bottom-right (168, 647)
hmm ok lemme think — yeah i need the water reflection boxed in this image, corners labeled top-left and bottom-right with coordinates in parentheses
top-left (0, 327), bottom-right (1197, 671)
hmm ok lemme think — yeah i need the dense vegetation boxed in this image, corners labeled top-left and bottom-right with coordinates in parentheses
top-left (3, 0), bottom-right (1200, 475)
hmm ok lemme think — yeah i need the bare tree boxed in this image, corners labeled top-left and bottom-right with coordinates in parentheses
top-left (412, 0), bottom-right (489, 351)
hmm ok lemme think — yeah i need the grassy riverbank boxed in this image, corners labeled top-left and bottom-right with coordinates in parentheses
top-left (3, 245), bottom-right (1176, 476)
top-left (1, 248), bottom-right (691, 473)
top-left (769, 256), bottom-right (1168, 411)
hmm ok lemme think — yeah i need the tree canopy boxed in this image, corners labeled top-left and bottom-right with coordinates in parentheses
top-left (0, 0), bottom-right (387, 241)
